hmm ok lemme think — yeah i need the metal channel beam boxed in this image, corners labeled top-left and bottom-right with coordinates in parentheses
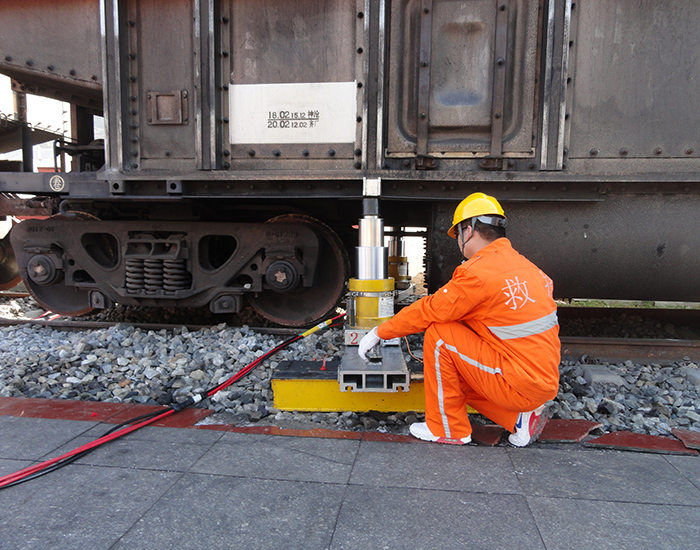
top-left (338, 346), bottom-right (410, 392)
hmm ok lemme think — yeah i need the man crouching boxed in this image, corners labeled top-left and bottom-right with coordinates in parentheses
top-left (359, 193), bottom-right (560, 447)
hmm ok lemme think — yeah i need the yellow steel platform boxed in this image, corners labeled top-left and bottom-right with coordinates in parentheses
top-left (272, 360), bottom-right (478, 414)
top-left (272, 360), bottom-right (425, 413)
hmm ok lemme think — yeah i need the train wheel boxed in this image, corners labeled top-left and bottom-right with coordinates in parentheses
top-left (247, 214), bottom-right (349, 327)
top-left (0, 232), bottom-right (21, 290)
top-left (25, 280), bottom-right (95, 317)
top-left (19, 213), bottom-right (98, 316)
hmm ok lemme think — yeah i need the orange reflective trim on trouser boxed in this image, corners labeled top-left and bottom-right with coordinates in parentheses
top-left (423, 322), bottom-right (545, 439)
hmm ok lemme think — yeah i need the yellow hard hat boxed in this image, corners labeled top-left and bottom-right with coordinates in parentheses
top-left (447, 192), bottom-right (506, 238)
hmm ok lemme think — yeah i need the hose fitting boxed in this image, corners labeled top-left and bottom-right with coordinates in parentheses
top-left (171, 390), bottom-right (208, 412)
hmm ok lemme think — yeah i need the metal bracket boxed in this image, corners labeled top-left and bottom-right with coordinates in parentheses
top-left (539, 0), bottom-right (572, 171)
top-left (363, 177), bottom-right (381, 197)
top-left (415, 0), bottom-right (438, 170)
top-left (147, 90), bottom-right (189, 125)
top-left (478, 157), bottom-right (504, 171)
top-left (89, 291), bottom-right (112, 309)
top-left (166, 179), bottom-right (183, 194)
top-left (109, 180), bottom-right (125, 195)
top-left (210, 294), bottom-right (241, 314)
top-left (415, 154), bottom-right (438, 170)
top-left (488, 2), bottom-right (510, 163)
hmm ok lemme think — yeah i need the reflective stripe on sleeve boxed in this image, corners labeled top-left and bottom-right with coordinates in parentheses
top-left (487, 310), bottom-right (559, 340)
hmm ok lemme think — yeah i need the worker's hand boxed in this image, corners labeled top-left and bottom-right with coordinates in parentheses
top-left (358, 327), bottom-right (381, 362)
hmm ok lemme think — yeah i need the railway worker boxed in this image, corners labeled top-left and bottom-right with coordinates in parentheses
top-left (358, 193), bottom-right (560, 447)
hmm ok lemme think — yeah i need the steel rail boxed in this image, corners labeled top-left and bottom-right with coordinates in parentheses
top-left (1, 316), bottom-right (699, 363)
top-left (560, 337), bottom-right (700, 364)
top-left (0, 316), bottom-right (299, 336)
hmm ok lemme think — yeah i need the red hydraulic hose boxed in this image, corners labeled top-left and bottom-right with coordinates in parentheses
top-left (0, 408), bottom-right (176, 487)
top-left (0, 313), bottom-right (345, 489)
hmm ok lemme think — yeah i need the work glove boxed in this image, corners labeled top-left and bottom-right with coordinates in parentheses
top-left (358, 326), bottom-right (381, 363)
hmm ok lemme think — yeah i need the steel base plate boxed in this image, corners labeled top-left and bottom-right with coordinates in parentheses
top-left (338, 346), bottom-right (409, 392)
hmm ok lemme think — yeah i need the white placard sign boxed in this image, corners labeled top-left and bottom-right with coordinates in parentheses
top-left (230, 81), bottom-right (357, 144)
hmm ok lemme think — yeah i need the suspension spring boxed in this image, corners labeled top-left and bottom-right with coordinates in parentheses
top-left (163, 259), bottom-right (191, 292)
top-left (143, 259), bottom-right (164, 293)
top-left (125, 259), bottom-right (145, 292)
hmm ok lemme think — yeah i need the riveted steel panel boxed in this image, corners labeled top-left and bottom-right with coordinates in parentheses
top-left (568, 1), bottom-right (700, 160)
top-left (228, 0), bottom-right (358, 85)
top-left (0, 0), bottom-right (102, 108)
top-left (126, 0), bottom-right (197, 168)
top-left (223, 0), bottom-right (365, 165)
top-left (386, 0), bottom-right (539, 157)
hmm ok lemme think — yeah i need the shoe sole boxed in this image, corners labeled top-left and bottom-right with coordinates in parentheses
top-left (435, 436), bottom-right (471, 445)
top-left (410, 425), bottom-right (471, 445)
top-left (509, 406), bottom-right (550, 447)
top-left (528, 407), bottom-right (550, 445)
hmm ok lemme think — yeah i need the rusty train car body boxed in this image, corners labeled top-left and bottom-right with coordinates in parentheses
top-left (0, 0), bottom-right (699, 326)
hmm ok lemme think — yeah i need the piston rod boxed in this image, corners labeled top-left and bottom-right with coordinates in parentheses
top-left (356, 198), bottom-right (388, 280)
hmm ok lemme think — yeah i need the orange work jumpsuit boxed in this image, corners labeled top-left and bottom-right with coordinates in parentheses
top-left (377, 238), bottom-right (560, 440)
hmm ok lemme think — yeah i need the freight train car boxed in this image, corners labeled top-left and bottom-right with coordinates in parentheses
top-left (1, 0), bottom-right (699, 327)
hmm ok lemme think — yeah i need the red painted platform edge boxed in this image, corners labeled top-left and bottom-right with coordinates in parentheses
top-left (227, 425), bottom-right (364, 440)
top-left (539, 419), bottom-right (603, 443)
top-left (0, 396), bottom-right (135, 422)
top-left (672, 428), bottom-right (700, 451)
top-left (225, 425), bottom-right (418, 443)
top-left (8, 396), bottom-right (695, 451)
top-left (584, 431), bottom-right (699, 456)
top-left (471, 424), bottom-right (505, 446)
top-left (0, 397), bottom-right (414, 443)
top-left (0, 396), bottom-right (212, 427)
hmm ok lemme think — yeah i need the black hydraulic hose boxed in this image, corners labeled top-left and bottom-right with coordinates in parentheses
top-left (0, 314), bottom-right (344, 489)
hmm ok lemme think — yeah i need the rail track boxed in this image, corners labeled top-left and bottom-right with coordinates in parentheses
top-left (1, 304), bottom-right (699, 364)
top-left (2, 297), bottom-right (700, 438)
top-left (557, 306), bottom-right (700, 363)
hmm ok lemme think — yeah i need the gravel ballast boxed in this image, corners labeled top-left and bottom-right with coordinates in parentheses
top-left (1, 295), bottom-right (700, 438)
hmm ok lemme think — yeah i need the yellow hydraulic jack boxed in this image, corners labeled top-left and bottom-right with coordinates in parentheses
top-left (388, 231), bottom-right (411, 291)
top-left (272, 181), bottom-right (422, 412)
top-left (339, 186), bottom-right (410, 393)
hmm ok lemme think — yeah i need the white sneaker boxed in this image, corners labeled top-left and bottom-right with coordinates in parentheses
top-left (409, 422), bottom-right (471, 445)
top-left (508, 405), bottom-right (549, 447)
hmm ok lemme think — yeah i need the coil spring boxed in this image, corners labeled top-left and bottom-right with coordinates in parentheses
top-left (125, 258), bottom-right (191, 294)
top-left (163, 259), bottom-right (191, 292)
top-left (125, 259), bottom-right (145, 292)
top-left (143, 259), bottom-right (164, 293)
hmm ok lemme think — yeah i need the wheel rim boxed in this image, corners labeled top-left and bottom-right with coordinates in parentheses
top-left (17, 213), bottom-right (97, 316)
top-left (247, 214), bottom-right (349, 327)
top-left (24, 280), bottom-right (95, 316)
top-left (0, 232), bottom-right (21, 290)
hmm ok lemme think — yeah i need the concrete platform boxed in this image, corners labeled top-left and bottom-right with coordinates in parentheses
top-left (1, 398), bottom-right (700, 549)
